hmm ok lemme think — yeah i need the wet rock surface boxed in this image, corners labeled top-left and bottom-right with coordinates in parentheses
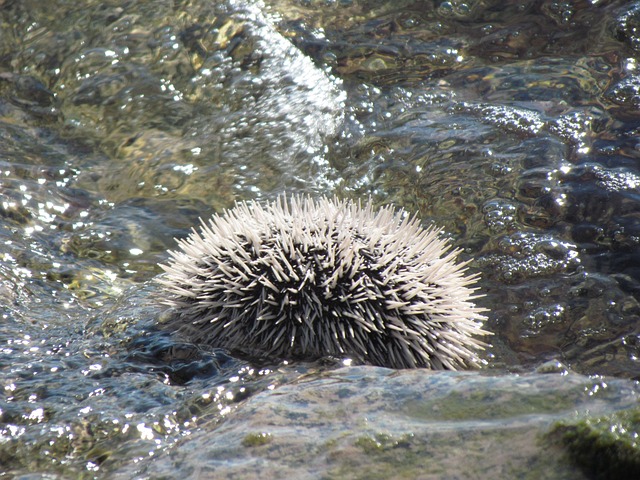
top-left (115, 367), bottom-right (639, 480)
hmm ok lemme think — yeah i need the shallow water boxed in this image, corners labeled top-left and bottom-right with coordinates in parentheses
top-left (1, 0), bottom-right (640, 477)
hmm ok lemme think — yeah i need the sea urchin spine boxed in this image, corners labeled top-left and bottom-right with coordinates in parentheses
top-left (157, 195), bottom-right (490, 369)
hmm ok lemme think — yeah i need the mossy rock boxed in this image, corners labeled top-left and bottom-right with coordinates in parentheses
top-left (550, 408), bottom-right (640, 480)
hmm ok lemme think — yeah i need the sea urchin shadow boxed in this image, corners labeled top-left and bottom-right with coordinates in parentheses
top-left (157, 195), bottom-right (490, 370)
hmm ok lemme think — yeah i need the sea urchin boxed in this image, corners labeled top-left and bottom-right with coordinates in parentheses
top-left (157, 195), bottom-right (490, 369)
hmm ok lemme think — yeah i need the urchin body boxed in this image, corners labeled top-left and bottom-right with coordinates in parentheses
top-left (158, 195), bottom-right (489, 369)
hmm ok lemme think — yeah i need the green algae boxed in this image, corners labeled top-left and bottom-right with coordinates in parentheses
top-left (355, 432), bottom-right (407, 454)
top-left (327, 426), bottom-right (579, 480)
top-left (346, 432), bottom-right (436, 480)
top-left (405, 384), bottom-right (584, 421)
top-left (550, 407), bottom-right (640, 480)
top-left (242, 432), bottom-right (273, 447)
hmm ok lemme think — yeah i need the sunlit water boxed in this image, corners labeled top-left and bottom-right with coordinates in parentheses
top-left (1, 0), bottom-right (640, 477)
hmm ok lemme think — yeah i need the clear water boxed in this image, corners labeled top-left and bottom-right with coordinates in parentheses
top-left (1, 0), bottom-right (640, 477)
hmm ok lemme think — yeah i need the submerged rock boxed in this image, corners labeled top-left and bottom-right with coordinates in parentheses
top-left (113, 367), bottom-right (640, 479)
